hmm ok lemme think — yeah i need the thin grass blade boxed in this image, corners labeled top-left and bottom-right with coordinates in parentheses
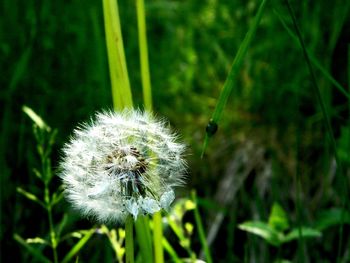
top-left (61, 228), bottom-right (95, 263)
top-left (201, 0), bottom-right (268, 157)
top-left (102, 0), bottom-right (133, 109)
top-left (162, 238), bottom-right (182, 263)
top-left (284, 1), bottom-right (349, 261)
top-left (136, 0), bottom-right (153, 111)
top-left (191, 190), bottom-right (212, 263)
top-left (13, 234), bottom-right (51, 263)
top-left (273, 9), bottom-right (350, 100)
top-left (16, 187), bottom-right (45, 208)
top-left (135, 216), bottom-right (153, 263)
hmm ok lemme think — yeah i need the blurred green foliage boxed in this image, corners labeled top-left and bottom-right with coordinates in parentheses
top-left (1, 0), bottom-right (350, 262)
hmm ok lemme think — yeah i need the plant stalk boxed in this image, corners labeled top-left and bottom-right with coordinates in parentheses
top-left (46, 188), bottom-right (58, 263)
top-left (192, 190), bottom-right (212, 263)
top-left (136, 0), bottom-right (152, 111)
top-left (153, 211), bottom-right (164, 263)
top-left (125, 215), bottom-right (134, 263)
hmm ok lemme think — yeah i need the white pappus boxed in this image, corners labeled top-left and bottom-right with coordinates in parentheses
top-left (59, 109), bottom-right (186, 223)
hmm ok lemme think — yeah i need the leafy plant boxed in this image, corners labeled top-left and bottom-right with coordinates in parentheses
top-left (314, 208), bottom-right (350, 231)
top-left (239, 202), bottom-right (321, 261)
top-left (163, 192), bottom-right (212, 263)
top-left (14, 106), bottom-right (95, 263)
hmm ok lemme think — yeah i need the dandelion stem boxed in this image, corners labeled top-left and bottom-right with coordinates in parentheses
top-left (135, 216), bottom-right (153, 263)
top-left (153, 211), bottom-right (164, 263)
top-left (125, 215), bottom-right (134, 263)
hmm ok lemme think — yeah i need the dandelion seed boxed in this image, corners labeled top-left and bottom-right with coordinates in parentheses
top-left (60, 109), bottom-right (186, 223)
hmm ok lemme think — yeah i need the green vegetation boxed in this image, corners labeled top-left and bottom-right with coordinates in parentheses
top-left (1, 0), bottom-right (350, 262)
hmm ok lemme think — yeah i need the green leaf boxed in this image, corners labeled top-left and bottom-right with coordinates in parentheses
top-left (62, 229), bottom-right (93, 240)
top-left (57, 214), bottom-right (69, 240)
top-left (43, 158), bottom-right (53, 184)
top-left (51, 188), bottom-right (64, 207)
top-left (283, 227), bottom-right (321, 243)
top-left (201, 0), bottom-right (268, 157)
top-left (61, 228), bottom-right (95, 263)
top-left (162, 238), bottom-right (182, 263)
top-left (22, 105), bottom-right (51, 132)
top-left (25, 237), bottom-right (49, 245)
top-left (32, 168), bottom-right (42, 180)
top-left (100, 225), bottom-right (126, 262)
top-left (238, 221), bottom-right (282, 247)
top-left (14, 234), bottom-right (51, 263)
top-left (48, 128), bottom-right (58, 147)
top-left (167, 215), bottom-right (185, 241)
top-left (268, 202), bottom-right (289, 232)
top-left (273, 260), bottom-right (292, 263)
top-left (136, 0), bottom-right (153, 111)
top-left (9, 47), bottom-right (32, 92)
top-left (17, 187), bottom-right (45, 208)
top-left (315, 208), bottom-right (350, 231)
top-left (169, 198), bottom-right (196, 224)
top-left (102, 0), bottom-right (133, 110)
top-left (184, 199), bottom-right (196, 211)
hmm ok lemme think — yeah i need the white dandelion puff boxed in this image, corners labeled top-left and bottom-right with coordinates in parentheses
top-left (59, 109), bottom-right (186, 223)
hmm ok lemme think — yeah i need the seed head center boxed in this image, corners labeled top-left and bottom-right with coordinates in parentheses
top-left (106, 146), bottom-right (147, 174)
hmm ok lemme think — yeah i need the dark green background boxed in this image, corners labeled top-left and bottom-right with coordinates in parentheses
top-left (1, 0), bottom-right (350, 262)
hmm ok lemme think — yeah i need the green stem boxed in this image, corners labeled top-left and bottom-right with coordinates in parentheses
top-left (293, 76), bottom-right (305, 262)
top-left (153, 211), bottom-right (164, 263)
top-left (295, 125), bottom-right (305, 262)
top-left (191, 190), bottom-right (212, 263)
top-left (135, 216), bottom-right (153, 263)
top-left (136, 0), bottom-right (153, 111)
top-left (284, 1), bottom-right (348, 261)
top-left (125, 215), bottom-right (134, 263)
top-left (135, 1), bottom-right (156, 261)
top-left (46, 187), bottom-right (58, 263)
top-left (102, 0), bottom-right (133, 110)
top-left (201, 0), bottom-right (268, 156)
top-left (162, 237), bottom-right (182, 263)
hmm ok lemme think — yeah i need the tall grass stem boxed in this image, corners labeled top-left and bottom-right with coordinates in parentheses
top-left (125, 215), bottom-right (134, 263)
top-left (153, 212), bottom-right (164, 263)
top-left (284, 1), bottom-right (348, 261)
top-left (102, 1), bottom-right (135, 262)
top-left (102, 0), bottom-right (133, 110)
top-left (61, 228), bottom-right (95, 263)
top-left (47, 204), bottom-right (58, 263)
top-left (274, 9), bottom-right (350, 100)
top-left (135, 2), bottom-right (165, 262)
top-left (136, 0), bottom-right (153, 111)
top-left (191, 190), bottom-right (212, 263)
top-left (162, 238), bottom-right (182, 263)
top-left (135, 216), bottom-right (153, 263)
top-left (201, 0), bottom-right (268, 157)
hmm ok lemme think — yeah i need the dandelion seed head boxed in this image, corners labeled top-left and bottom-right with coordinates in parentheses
top-left (60, 109), bottom-right (186, 223)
